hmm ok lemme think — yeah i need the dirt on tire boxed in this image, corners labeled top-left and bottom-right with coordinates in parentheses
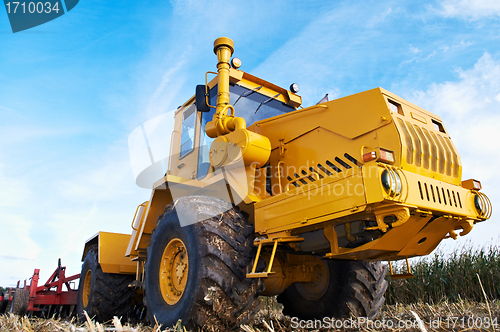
top-left (145, 196), bottom-right (263, 331)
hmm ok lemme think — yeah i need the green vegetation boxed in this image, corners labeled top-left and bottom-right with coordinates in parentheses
top-left (386, 241), bottom-right (500, 305)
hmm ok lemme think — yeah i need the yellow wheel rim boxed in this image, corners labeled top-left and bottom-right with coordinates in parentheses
top-left (296, 259), bottom-right (329, 301)
top-left (82, 270), bottom-right (92, 307)
top-left (160, 238), bottom-right (189, 305)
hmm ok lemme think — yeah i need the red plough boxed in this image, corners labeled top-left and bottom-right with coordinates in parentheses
top-left (0, 259), bottom-right (80, 317)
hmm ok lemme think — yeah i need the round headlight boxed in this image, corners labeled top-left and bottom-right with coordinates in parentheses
top-left (381, 169), bottom-right (402, 195)
top-left (474, 194), bottom-right (482, 214)
top-left (231, 57), bottom-right (242, 69)
top-left (290, 83), bottom-right (300, 93)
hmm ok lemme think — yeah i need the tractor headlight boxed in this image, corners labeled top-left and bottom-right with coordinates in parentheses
top-left (474, 194), bottom-right (482, 214)
top-left (381, 169), bottom-right (402, 196)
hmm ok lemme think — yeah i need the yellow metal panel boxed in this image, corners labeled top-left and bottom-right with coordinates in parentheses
top-left (98, 232), bottom-right (136, 275)
top-left (397, 216), bottom-right (463, 257)
top-left (135, 187), bottom-right (172, 252)
top-left (401, 169), bottom-right (478, 218)
top-left (322, 215), bottom-right (463, 261)
top-left (255, 168), bottom-right (366, 235)
top-left (361, 163), bottom-right (386, 204)
top-left (252, 88), bottom-right (395, 150)
top-left (125, 201), bottom-right (149, 258)
top-left (325, 214), bottom-right (432, 260)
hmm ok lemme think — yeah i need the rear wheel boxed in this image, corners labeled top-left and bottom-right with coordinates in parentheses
top-left (145, 196), bottom-right (263, 330)
top-left (76, 246), bottom-right (136, 322)
top-left (277, 260), bottom-right (388, 320)
top-left (11, 288), bottom-right (29, 316)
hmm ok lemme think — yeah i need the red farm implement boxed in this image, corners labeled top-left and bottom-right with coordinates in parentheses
top-left (0, 259), bottom-right (80, 317)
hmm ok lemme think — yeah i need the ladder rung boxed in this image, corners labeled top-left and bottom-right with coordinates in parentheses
top-left (254, 236), bottom-right (304, 246)
top-left (389, 273), bottom-right (414, 280)
top-left (246, 272), bottom-right (275, 279)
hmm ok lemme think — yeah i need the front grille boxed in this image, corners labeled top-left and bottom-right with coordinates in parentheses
top-left (286, 154), bottom-right (360, 188)
top-left (418, 181), bottom-right (462, 208)
top-left (396, 119), bottom-right (459, 178)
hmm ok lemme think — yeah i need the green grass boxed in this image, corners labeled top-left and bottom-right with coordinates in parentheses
top-left (386, 241), bottom-right (500, 305)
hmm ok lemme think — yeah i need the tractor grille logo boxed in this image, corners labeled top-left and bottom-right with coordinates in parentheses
top-left (3, 0), bottom-right (78, 33)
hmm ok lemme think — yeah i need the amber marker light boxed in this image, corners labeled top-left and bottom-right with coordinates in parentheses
top-left (363, 151), bottom-right (377, 162)
top-left (462, 179), bottom-right (482, 191)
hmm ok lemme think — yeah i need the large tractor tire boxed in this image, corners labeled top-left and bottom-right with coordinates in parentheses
top-left (145, 196), bottom-right (263, 331)
top-left (11, 288), bottom-right (29, 316)
top-left (76, 246), bottom-right (136, 322)
top-left (278, 260), bottom-right (388, 320)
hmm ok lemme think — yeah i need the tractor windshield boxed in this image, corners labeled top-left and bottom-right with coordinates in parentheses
top-left (229, 84), bottom-right (295, 125)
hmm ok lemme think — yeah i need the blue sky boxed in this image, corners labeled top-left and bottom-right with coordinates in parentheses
top-left (1, 0), bottom-right (500, 286)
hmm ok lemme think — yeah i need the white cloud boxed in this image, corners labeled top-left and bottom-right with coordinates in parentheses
top-left (437, 0), bottom-right (500, 19)
top-left (404, 53), bottom-right (500, 246)
top-left (409, 53), bottom-right (500, 120)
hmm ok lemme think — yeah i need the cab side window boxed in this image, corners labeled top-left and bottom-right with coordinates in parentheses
top-left (179, 105), bottom-right (196, 158)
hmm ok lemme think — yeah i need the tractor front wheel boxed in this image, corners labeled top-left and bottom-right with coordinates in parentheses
top-left (145, 196), bottom-right (263, 330)
top-left (277, 260), bottom-right (388, 320)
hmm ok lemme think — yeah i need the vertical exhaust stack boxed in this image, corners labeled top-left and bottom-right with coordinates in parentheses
top-left (206, 37), bottom-right (246, 138)
top-left (213, 37), bottom-right (233, 116)
top-left (205, 37), bottom-right (271, 179)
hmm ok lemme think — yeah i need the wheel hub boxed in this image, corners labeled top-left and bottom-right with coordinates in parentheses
top-left (295, 260), bottom-right (329, 301)
top-left (160, 238), bottom-right (189, 305)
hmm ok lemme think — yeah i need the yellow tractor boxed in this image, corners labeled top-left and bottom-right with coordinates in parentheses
top-left (76, 37), bottom-right (491, 329)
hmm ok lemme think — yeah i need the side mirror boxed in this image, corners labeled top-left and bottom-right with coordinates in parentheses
top-left (196, 85), bottom-right (210, 112)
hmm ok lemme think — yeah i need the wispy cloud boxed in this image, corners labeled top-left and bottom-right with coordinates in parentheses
top-left (366, 7), bottom-right (394, 28)
top-left (435, 0), bottom-right (500, 19)
top-left (402, 40), bottom-right (475, 65)
top-left (409, 45), bottom-right (422, 54)
top-left (146, 59), bottom-right (188, 119)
